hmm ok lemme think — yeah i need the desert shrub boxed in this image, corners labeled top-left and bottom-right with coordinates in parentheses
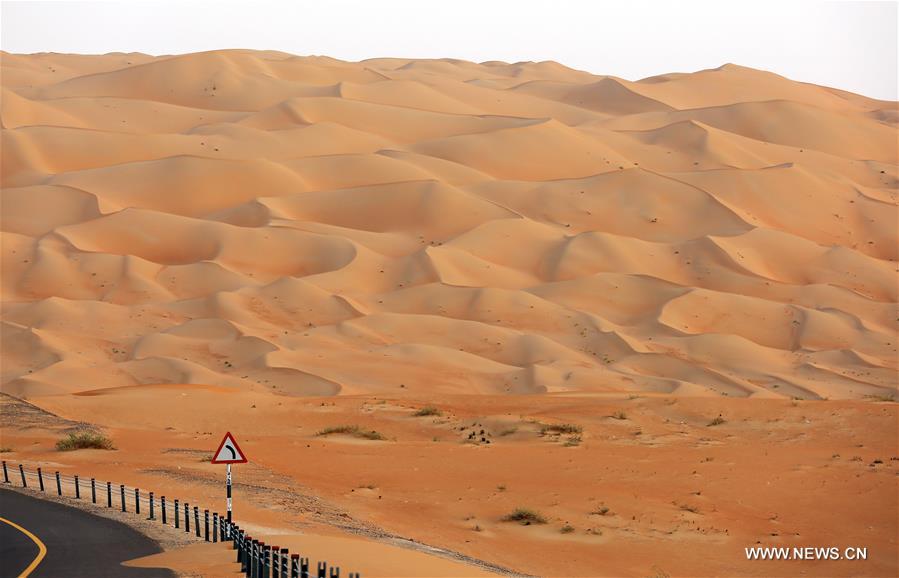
top-left (412, 406), bottom-right (441, 417)
top-left (707, 416), bottom-right (726, 427)
top-left (539, 423), bottom-right (582, 435)
top-left (502, 507), bottom-right (547, 525)
top-left (611, 411), bottom-right (627, 420)
top-left (591, 505), bottom-right (611, 516)
top-left (56, 432), bottom-right (115, 451)
top-left (560, 524), bottom-right (575, 534)
top-left (563, 435), bottom-right (582, 447)
top-left (316, 425), bottom-right (385, 440)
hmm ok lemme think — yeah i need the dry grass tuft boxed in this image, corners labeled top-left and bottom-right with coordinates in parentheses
top-left (316, 425), bottom-right (385, 440)
top-left (56, 431), bottom-right (115, 451)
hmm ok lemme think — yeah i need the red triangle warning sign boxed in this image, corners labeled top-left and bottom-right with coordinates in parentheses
top-left (211, 432), bottom-right (248, 464)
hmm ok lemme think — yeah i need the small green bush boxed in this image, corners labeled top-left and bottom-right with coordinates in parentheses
top-left (56, 432), bottom-right (115, 451)
top-left (502, 507), bottom-right (547, 525)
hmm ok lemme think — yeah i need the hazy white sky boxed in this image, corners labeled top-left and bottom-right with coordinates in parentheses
top-left (2, 0), bottom-right (897, 99)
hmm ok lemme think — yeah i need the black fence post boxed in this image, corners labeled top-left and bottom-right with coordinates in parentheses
top-left (19, 464), bottom-right (26, 487)
top-left (37, 467), bottom-right (44, 491)
top-left (212, 512), bottom-right (218, 542)
top-left (194, 506), bottom-right (200, 538)
top-left (258, 541), bottom-right (265, 578)
top-left (290, 555), bottom-right (299, 578)
top-left (2, 461), bottom-right (8, 484)
top-left (257, 541), bottom-right (265, 578)
top-left (264, 545), bottom-right (272, 578)
top-left (246, 534), bottom-right (251, 574)
top-left (317, 561), bottom-right (326, 578)
top-left (248, 535), bottom-right (253, 578)
top-left (91, 478), bottom-right (97, 503)
top-left (272, 546), bottom-right (280, 577)
top-left (300, 557), bottom-right (310, 578)
top-left (329, 568), bottom-right (339, 578)
top-left (204, 509), bottom-right (210, 541)
top-left (120, 484), bottom-right (126, 512)
top-left (74, 474), bottom-right (80, 498)
top-left (251, 540), bottom-right (259, 578)
top-left (56, 472), bottom-right (62, 496)
top-left (281, 549), bottom-right (290, 578)
top-left (239, 534), bottom-right (246, 574)
top-left (184, 503), bottom-right (190, 533)
top-left (107, 482), bottom-right (112, 507)
top-left (149, 492), bottom-right (155, 520)
top-left (161, 496), bottom-right (167, 524)
top-left (241, 536), bottom-right (248, 576)
top-left (175, 499), bottom-right (180, 528)
top-left (242, 536), bottom-right (248, 576)
top-left (135, 488), bottom-right (140, 515)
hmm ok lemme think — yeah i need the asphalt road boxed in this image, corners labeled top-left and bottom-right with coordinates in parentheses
top-left (0, 488), bottom-right (176, 578)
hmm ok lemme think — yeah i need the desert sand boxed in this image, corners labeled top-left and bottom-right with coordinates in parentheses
top-left (1, 50), bottom-right (897, 577)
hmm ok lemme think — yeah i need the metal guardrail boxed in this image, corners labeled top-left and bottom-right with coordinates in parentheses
top-left (2, 461), bottom-right (361, 578)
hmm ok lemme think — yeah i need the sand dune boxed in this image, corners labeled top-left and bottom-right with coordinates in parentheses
top-left (1, 49), bottom-right (897, 404)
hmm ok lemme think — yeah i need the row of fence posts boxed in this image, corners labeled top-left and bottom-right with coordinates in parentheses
top-left (232, 525), bottom-right (360, 578)
top-left (3, 461), bottom-right (361, 577)
top-left (3, 461), bottom-right (225, 542)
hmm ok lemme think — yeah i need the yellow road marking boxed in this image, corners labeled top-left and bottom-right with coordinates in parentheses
top-left (0, 516), bottom-right (47, 577)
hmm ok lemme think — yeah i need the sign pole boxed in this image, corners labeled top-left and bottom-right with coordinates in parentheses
top-left (227, 462), bottom-right (232, 524)
top-left (211, 431), bottom-right (247, 540)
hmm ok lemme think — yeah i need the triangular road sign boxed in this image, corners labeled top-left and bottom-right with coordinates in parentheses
top-left (211, 431), bottom-right (248, 464)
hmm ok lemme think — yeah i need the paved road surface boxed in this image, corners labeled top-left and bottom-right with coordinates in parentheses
top-left (0, 488), bottom-right (175, 578)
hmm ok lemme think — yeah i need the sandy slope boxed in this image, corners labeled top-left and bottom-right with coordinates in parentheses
top-left (1, 51), bottom-right (898, 577)
top-left (2, 50), bottom-right (897, 400)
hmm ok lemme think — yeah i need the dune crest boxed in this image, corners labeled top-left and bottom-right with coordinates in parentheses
top-left (1, 50), bottom-right (896, 399)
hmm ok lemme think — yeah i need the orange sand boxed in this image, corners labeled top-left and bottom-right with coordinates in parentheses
top-left (1, 50), bottom-right (897, 577)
